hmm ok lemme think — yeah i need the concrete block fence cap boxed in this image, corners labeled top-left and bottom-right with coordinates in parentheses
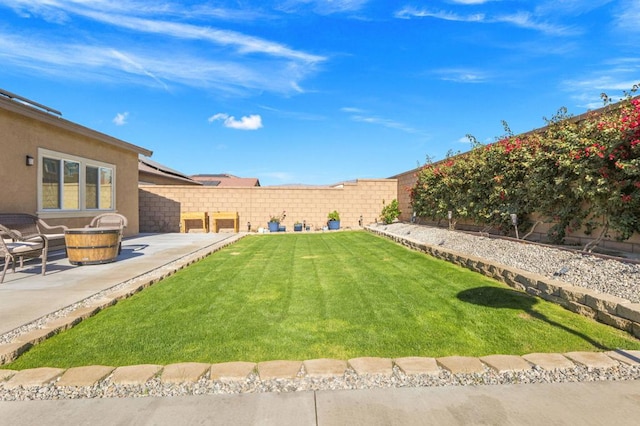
top-left (209, 362), bottom-right (256, 381)
top-left (605, 350), bottom-right (640, 366)
top-left (436, 356), bottom-right (485, 374)
top-left (394, 357), bottom-right (439, 375)
top-left (257, 360), bottom-right (302, 380)
top-left (303, 358), bottom-right (348, 377)
top-left (4, 367), bottom-right (65, 389)
top-left (479, 355), bottom-right (532, 373)
top-left (110, 364), bottom-right (162, 385)
top-left (348, 357), bottom-right (393, 376)
top-left (57, 365), bottom-right (115, 387)
top-left (563, 352), bottom-right (619, 369)
top-left (522, 353), bottom-right (574, 370)
top-left (161, 362), bottom-right (211, 384)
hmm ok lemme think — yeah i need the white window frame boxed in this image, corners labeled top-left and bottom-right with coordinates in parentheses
top-left (37, 148), bottom-right (116, 218)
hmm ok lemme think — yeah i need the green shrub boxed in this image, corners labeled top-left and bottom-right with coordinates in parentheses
top-left (381, 199), bottom-right (401, 224)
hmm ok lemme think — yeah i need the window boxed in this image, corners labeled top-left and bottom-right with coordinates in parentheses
top-left (85, 166), bottom-right (113, 210)
top-left (38, 149), bottom-right (116, 213)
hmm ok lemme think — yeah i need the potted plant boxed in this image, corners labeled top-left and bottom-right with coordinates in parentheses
top-left (268, 210), bottom-right (286, 232)
top-left (267, 216), bottom-right (280, 232)
top-left (327, 210), bottom-right (340, 230)
top-left (294, 221), bottom-right (303, 232)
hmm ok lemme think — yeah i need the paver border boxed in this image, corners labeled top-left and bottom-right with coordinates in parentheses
top-left (2, 350), bottom-right (639, 393)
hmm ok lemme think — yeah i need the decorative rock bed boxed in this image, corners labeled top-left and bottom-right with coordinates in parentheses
top-left (1, 352), bottom-right (640, 401)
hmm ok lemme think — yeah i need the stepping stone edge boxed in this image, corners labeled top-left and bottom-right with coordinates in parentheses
top-left (0, 349), bottom-right (634, 391)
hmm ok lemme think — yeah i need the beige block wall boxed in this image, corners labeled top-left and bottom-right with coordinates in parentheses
top-left (393, 168), bottom-right (419, 222)
top-left (0, 104), bottom-right (142, 236)
top-left (391, 168), bottom-right (640, 253)
top-left (138, 179), bottom-right (398, 233)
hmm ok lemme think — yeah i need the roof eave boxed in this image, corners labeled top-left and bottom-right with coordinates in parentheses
top-left (0, 94), bottom-right (153, 157)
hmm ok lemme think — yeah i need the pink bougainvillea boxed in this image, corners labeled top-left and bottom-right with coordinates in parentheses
top-left (411, 89), bottom-right (640, 244)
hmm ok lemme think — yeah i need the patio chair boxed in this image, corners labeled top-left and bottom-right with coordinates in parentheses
top-left (0, 213), bottom-right (67, 251)
top-left (0, 224), bottom-right (48, 283)
top-left (86, 213), bottom-right (128, 254)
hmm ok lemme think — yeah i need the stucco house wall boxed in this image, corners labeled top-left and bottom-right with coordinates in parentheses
top-left (0, 92), bottom-right (151, 236)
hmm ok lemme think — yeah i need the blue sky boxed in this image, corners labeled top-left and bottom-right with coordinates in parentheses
top-left (1, 0), bottom-right (639, 186)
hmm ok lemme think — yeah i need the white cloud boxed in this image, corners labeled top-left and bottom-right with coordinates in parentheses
top-left (535, 0), bottom-right (614, 15)
top-left (78, 10), bottom-right (324, 64)
top-left (0, 30), bottom-right (319, 95)
top-left (341, 107), bottom-right (420, 134)
top-left (562, 58), bottom-right (640, 107)
top-left (434, 68), bottom-right (490, 83)
top-left (258, 104), bottom-right (326, 121)
top-left (395, 7), bottom-right (484, 22)
top-left (209, 113), bottom-right (263, 130)
top-left (2, 0), bottom-right (265, 23)
top-left (110, 49), bottom-right (169, 91)
top-left (496, 11), bottom-right (576, 36)
top-left (113, 111), bottom-right (128, 126)
top-left (0, 1), bottom-right (325, 95)
top-left (394, 6), bottom-right (576, 36)
top-left (340, 107), bottom-right (366, 113)
top-left (614, 0), bottom-right (640, 32)
top-left (278, 0), bottom-right (370, 14)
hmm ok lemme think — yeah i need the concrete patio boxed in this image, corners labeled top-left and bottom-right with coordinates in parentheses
top-left (0, 232), bottom-right (243, 338)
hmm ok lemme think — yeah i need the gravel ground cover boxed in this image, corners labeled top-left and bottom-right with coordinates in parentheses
top-left (372, 223), bottom-right (640, 303)
top-left (2, 363), bottom-right (640, 401)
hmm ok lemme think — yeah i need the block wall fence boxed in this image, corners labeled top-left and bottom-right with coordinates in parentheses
top-left (391, 169), bottom-right (640, 255)
top-left (138, 179), bottom-right (398, 233)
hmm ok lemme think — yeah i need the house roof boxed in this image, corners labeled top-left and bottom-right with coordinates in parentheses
top-left (139, 156), bottom-right (202, 185)
top-left (190, 174), bottom-right (261, 187)
top-left (0, 88), bottom-right (152, 157)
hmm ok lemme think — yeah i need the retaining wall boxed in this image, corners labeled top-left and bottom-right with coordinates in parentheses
top-left (368, 227), bottom-right (640, 339)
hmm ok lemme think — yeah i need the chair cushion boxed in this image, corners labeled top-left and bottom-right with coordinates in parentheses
top-left (7, 241), bottom-right (43, 254)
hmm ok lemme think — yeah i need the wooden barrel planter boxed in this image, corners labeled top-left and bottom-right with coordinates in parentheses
top-left (65, 228), bottom-right (121, 265)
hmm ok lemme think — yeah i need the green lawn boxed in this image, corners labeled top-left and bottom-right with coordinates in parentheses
top-left (5, 231), bottom-right (640, 369)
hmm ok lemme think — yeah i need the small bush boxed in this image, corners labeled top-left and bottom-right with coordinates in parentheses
top-left (381, 199), bottom-right (401, 224)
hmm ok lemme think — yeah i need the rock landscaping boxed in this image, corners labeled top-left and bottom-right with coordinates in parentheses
top-left (1, 352), bottom-right (640, 401)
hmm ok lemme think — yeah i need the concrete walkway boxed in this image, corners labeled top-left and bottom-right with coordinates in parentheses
top-left (0, 232), bottom-right (242, 336)
top-left (1, 380), bottom-right (640, 425)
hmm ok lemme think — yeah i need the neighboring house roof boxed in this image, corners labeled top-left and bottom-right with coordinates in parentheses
top-left (0, 88), bottom-right (152, 157)
top-left (139, 156), bottom-right (202, 185)
top-left (191, 174), bottom-right (261, 187)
